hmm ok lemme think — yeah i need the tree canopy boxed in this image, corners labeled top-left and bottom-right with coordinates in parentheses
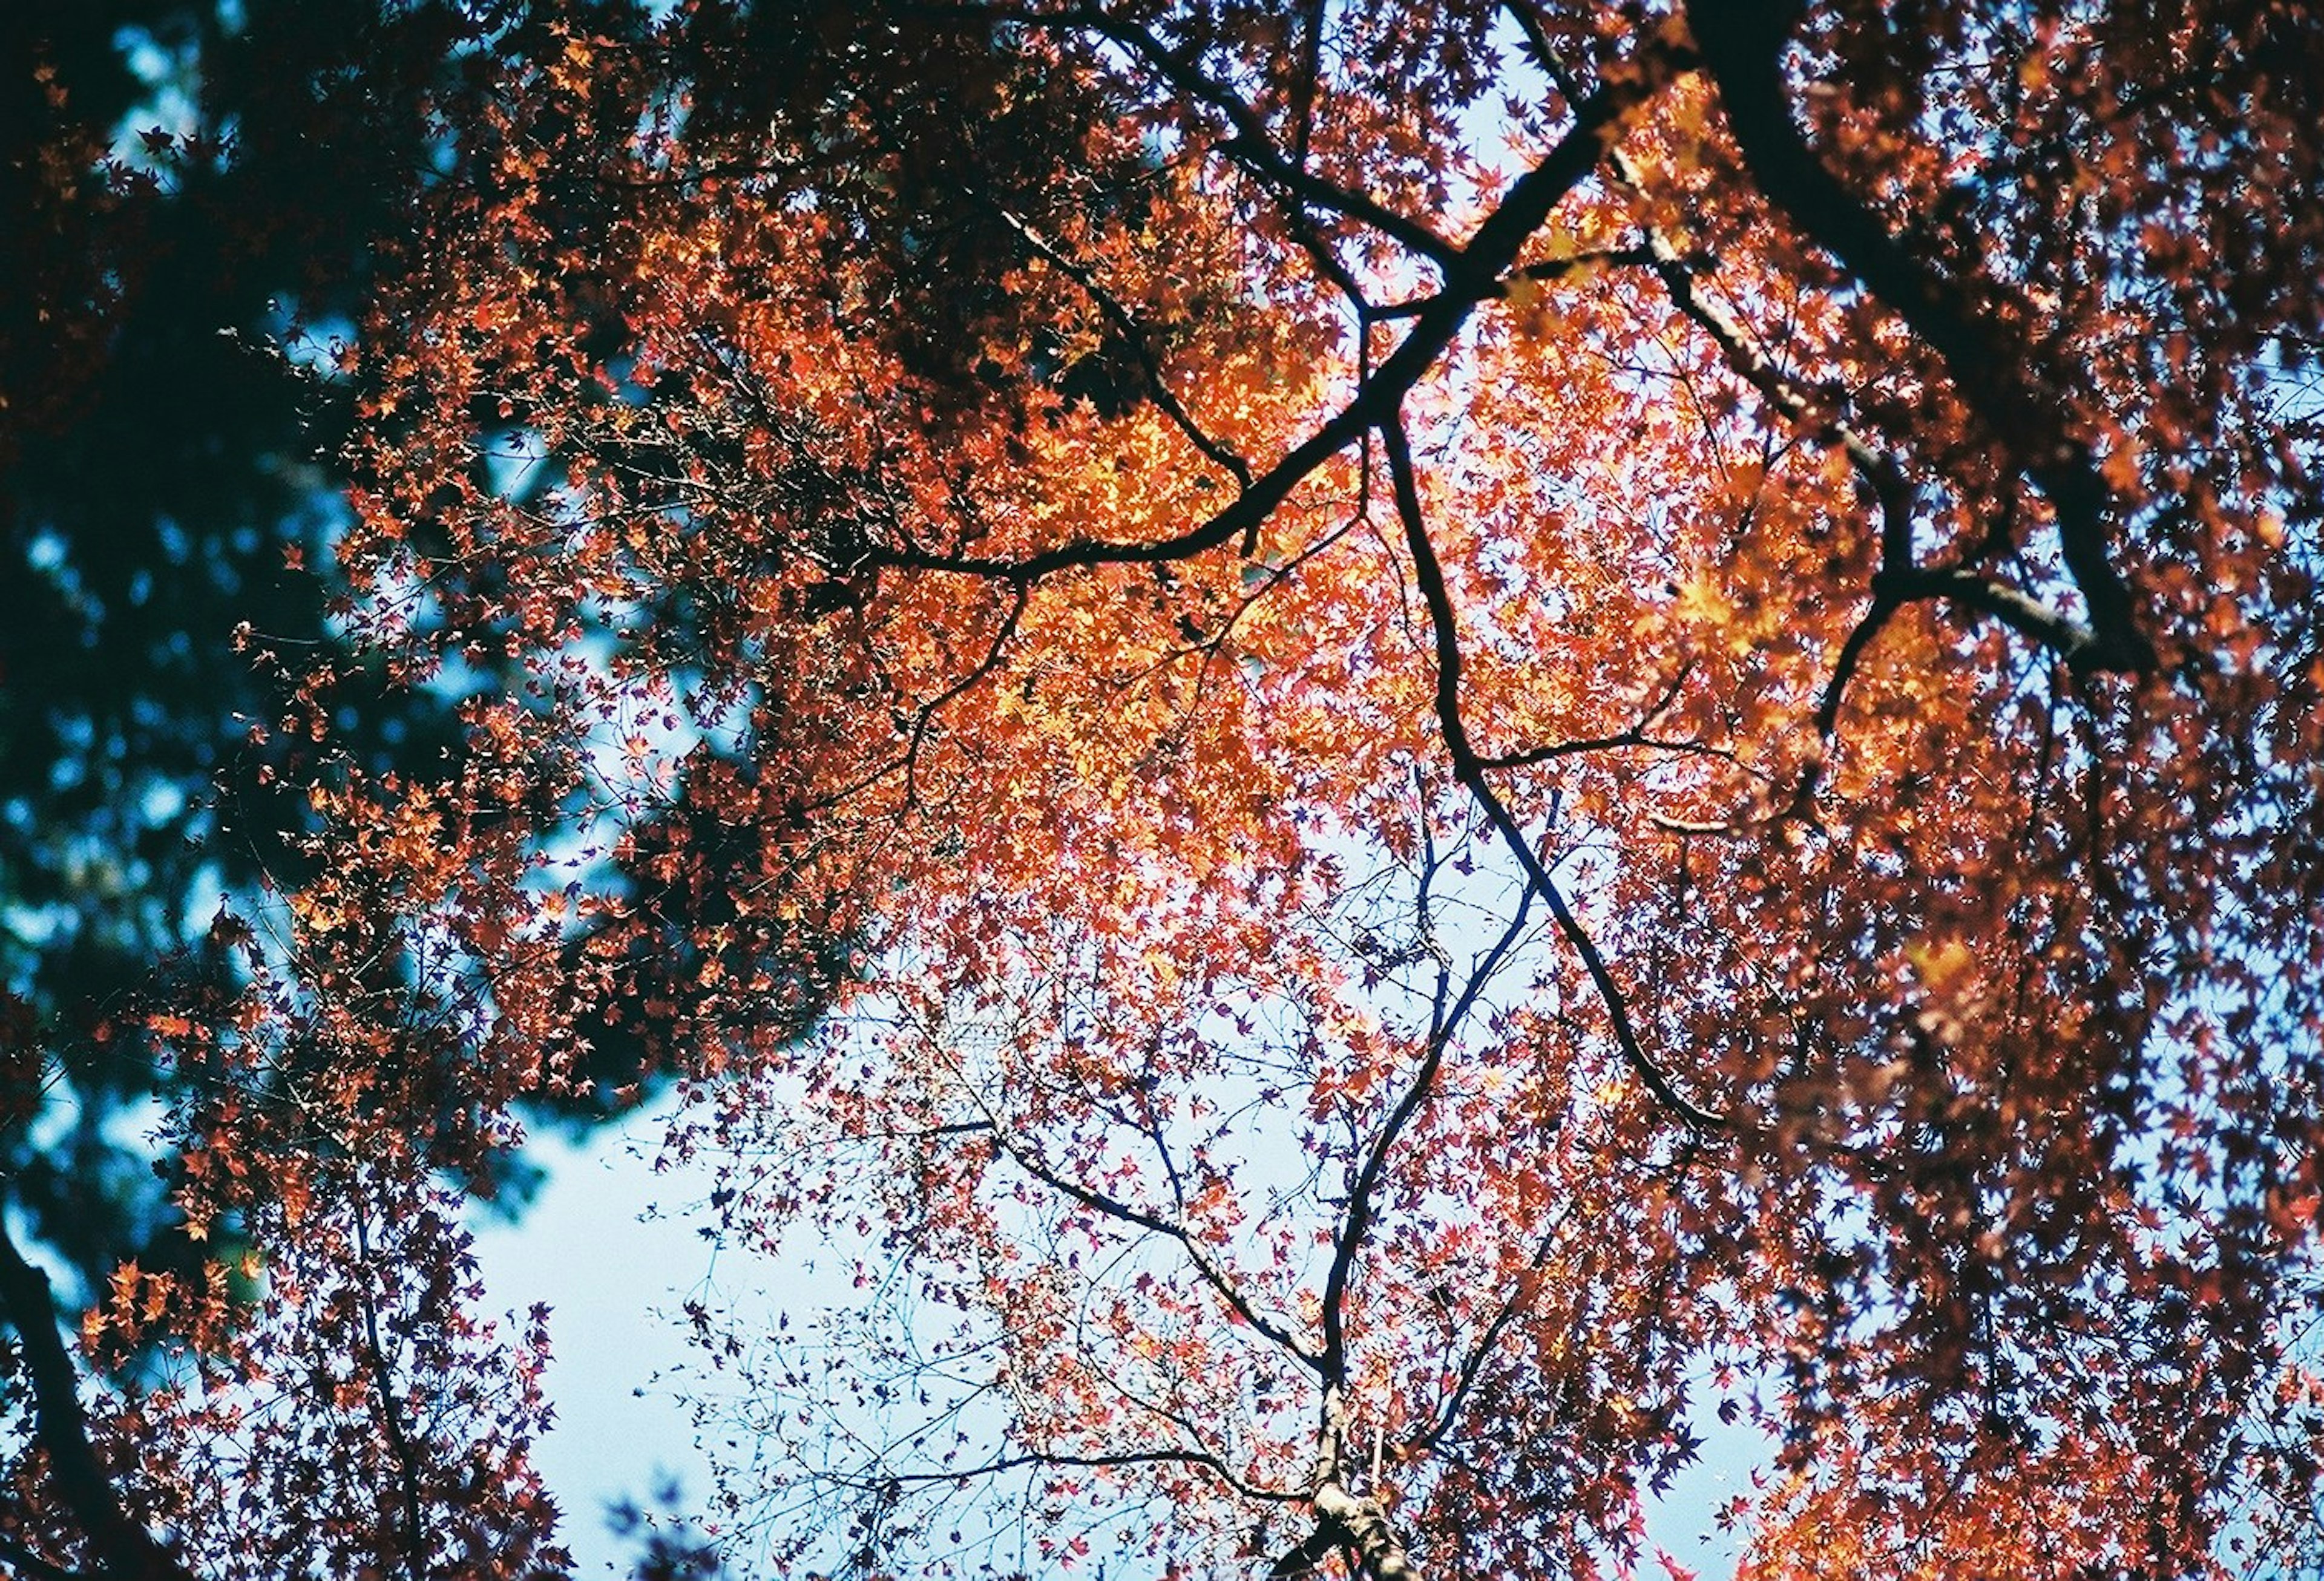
top-left (4, 1), bottom-right (2322, 1579)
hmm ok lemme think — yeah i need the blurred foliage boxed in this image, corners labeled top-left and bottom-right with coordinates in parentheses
top-left (0, 0), bottom-right (707, 1298)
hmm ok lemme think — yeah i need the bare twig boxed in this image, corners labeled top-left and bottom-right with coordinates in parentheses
top-left (1317, 876), bottom-right (1537, 1382)
top-left (855, 1445), bottom-right (1300, 1504)
top-left (943, 1062), bottom-right (1321, 1369)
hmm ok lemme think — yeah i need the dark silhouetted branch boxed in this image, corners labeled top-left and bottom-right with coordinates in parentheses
top-left (0, 1207), bottom-right (197, 1581)
top-left (1687, 0), bottom-right (2153, 672)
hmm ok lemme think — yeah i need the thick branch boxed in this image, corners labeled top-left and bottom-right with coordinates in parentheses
top-left (1686, 0), bottom-right (2153, 672)
top-left (1620, 187), bottom-right (2136, 715)
top-left (1300, 1388), bottom-right (1420, 1581)
top-left (1287, 0), bottom-right (1328, 182)
top-left (1267, 1519), bottom-right (1342, 1579)
top-left (352, 1205), bottom-right (427, 1581)
top-left (1372, 246), bottom-right (1655, 321)
top-left (1874, 563), bottom-right (2130, 667)
top-left (1310, 1481), bottom-right (1417, 1581)
top-left (0, 1209), bottom-right (197, 1581)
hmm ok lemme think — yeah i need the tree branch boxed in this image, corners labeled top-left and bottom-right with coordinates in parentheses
top-left (1318, 874), bottom-right (1535, 1383)
top-left (862, 1445), bottom-right (1299, 1504)
top-left (351, 1202), bottom-right (427, 1581)
top-left (1074, 12), bottom-right (1462, 270)
top-left (965, 1101), bottom-right (1321, 1370)
top-left (870, 26), bottom-right (1698, 582)
top-left (1686, 0), bottom-right (2154, 672)
top-left (1612, 148), bottom-right (2146, 721)
top-left (1380, 416), bottom-right (1724, 1131)
top-left (1267, 1517), bottom-right (1342, 1579)
top-left (981, 198), bottom-right (1254, 488)
top-left (1300, 1386), bottom-right (1420, 1581)
top-left (0, 1206), bottom-right (197, 1581)
top-left (0, 1528), bottom-right (97, 1581)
